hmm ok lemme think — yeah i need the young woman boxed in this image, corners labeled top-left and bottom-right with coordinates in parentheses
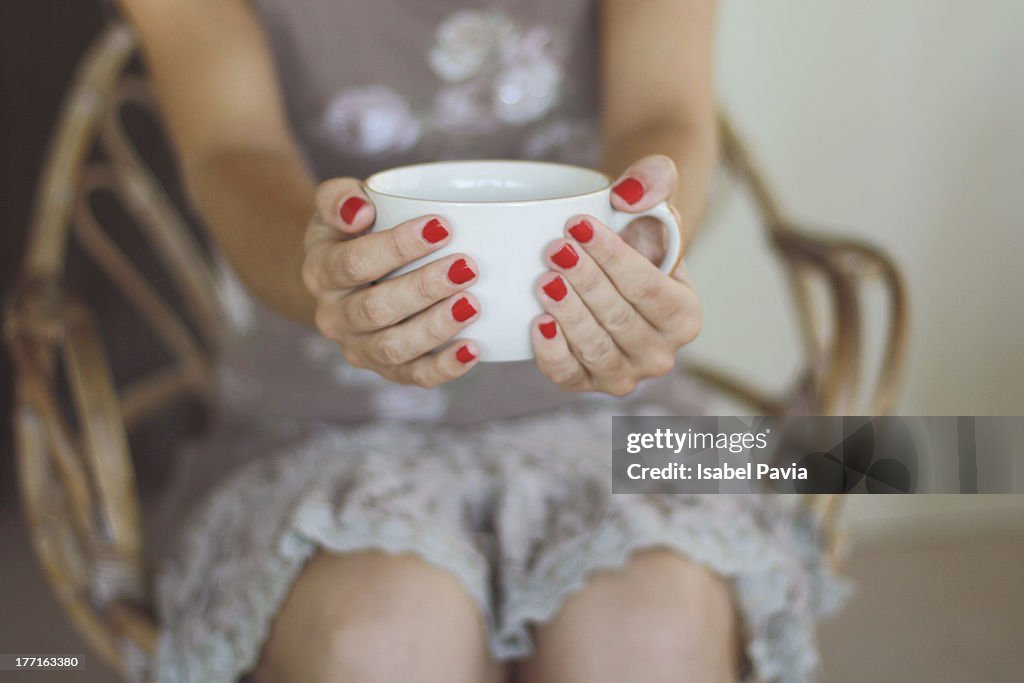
top-left (120, 0), bottom-right (847, 681)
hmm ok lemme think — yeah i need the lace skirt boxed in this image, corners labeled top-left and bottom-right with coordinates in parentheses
top-left (152, 404), bottom-right (850, 683)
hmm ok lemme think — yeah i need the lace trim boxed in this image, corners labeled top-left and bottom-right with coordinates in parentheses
top-left (498, 504), bottom-right (852, 683)
top-left (154, 419), bottom-right (849, 683)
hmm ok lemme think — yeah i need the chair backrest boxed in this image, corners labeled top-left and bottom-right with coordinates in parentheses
top-left (5, 21), bottom-right (909, 682)
top-left (5, 24), bottom-right (222, 678)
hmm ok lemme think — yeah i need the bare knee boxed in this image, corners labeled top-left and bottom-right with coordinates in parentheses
top-left (612, 550), bottom-right (738, 661)
top-left (255, 550), bottom-right (501, 683)
top-left (523, 548), bottom-right (739, 683)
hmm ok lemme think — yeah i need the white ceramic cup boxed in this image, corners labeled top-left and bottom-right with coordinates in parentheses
top-left (365, 159), bottom-right (683, 362)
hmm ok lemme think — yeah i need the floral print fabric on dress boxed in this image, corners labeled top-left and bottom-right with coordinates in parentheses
top-left (320, 8), bottom-right (596, 164)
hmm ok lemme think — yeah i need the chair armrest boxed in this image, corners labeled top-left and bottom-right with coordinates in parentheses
top-left (771, 224), bottom-right (909, 414)
top-left (694, 110), bottom-right (910, 416)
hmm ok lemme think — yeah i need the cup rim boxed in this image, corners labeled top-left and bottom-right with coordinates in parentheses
top-left (363, 159), bottom-right (613, 205)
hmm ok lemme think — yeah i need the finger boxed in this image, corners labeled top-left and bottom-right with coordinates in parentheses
top-left (314, 177), bottom-right (377, 236)
top-left (609, 154), bottom-right (678, 212)
top-left (566, 215), bottom-right (692, 330)
top-left (339, 253), bottom-right (477, 332)
top-left (530, 315), bottom-right (592, 391)
top-left (536, 274), bottom-right (630, 380)
top-left (315, 214), bottom-right (452, 291)
top-left (363, 292), bottom-right (480, 367)
top-left (390, 339), bottom-right (480, 388)
top-left (545, 238), bottom-right (657, 356)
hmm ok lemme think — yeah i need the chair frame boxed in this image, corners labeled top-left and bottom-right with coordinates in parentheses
top-left (5, 23), bottom-right (908, 681)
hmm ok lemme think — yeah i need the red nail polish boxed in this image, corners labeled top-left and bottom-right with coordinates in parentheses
top-left (612, 177), bottom-right (644, 205)
top-left (456, 345), bottom-right (477, 363)
top-left (447, 258), bottom-right (475, 285)
top-left (422, 218), bottom-right (449, 243)
top-left (543, 276), bottom-right (568, 301)
top-left (539, 321), bottom-right (557, 339)
top-left (569, 219), bottom-right (594, 243)
top-left (340, 196), bottom-right (367, 224)
top-left (451, 297), bottom-right (477, 322)
top-left (551, 243), bottom-right (579, 269)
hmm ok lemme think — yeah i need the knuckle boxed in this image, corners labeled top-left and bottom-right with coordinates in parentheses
top-left (578, 335), bottom-right (618, 368)
top-left (356, 291), bottom-right (392, 328)
top-left (389, 229), bottom-right (419, 264)
top-left (550, 363), bottom-right (586, 389)
top-left (422, 311), bottom-right (453, 344)
top-left (414, 268), bottom-right (443, 303)
top-left (559, 303), bottom-right (588, 328)
top-left (670, 308), bottom-right (703, 344)
top-left (406, 365), bottom-right (435, 389)
top-left (597, 233), bottom-right (626, 265)
top-left (644, 350), bottom-right (676, 377)
top-left (374, 337), bottom-right (407, 366)
top-left (573, 267), bottom-right (603, 296)
top-left (682, 313), bottom-right (703, 343)
top-left (336, 246), bottom-right (373, 284)
top-left (632, 272), bottom-right (663, 301)
top-left (603, 304), bottom-right (637, 335)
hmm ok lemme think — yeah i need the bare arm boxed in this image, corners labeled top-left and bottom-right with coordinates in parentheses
top-left (118, 0), bottom-right (317, 323)
top-left (531, 0), bottom-right (715, 393)
top-left (600, 0), bottom-right (719, 245)
top-left (120, 0), bottom-right (482, 386)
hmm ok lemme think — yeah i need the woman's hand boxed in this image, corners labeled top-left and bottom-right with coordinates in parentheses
top-left (303, 178), bottom-right (481, 387)
top-left (531, 155), bottom-right (702, 396)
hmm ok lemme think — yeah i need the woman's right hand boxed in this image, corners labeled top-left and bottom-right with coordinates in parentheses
top-left (302, 178), bottom-right (482, 387)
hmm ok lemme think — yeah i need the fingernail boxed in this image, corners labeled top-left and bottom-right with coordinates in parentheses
top-left (612, 177), bottom-right (644, 205)
top-left (456, 345), bottom-right (477, 363)
top-left (568, 219), bottom-right (594, 243)
top-left (451, 297), bottom-right (477, 322)
top-left (447, 258), bottom-right (475, 285)
top-left (539, 321), bottom-right (557, 339)
top-left (551, 243), bottom-right (579, 269)
top-left (542, 276), bottom-right (568, 302)
top-left (340, 196), bottom-right (367, 224)
top-left (422, 218), bottom-right (449, 243)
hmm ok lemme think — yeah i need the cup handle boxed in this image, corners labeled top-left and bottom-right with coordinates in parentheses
top-left (610, 201), bottom-right (684, 274)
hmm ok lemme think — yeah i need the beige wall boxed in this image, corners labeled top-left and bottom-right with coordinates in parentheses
top-left (689, 0), bottom-right (1024, 415)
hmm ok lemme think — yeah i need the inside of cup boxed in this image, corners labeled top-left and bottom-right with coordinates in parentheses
top-left (365, 160), bottom-right (610, 202)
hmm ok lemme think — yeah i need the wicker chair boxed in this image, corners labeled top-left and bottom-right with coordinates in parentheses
top-left (5, 22), bottom-right (908, 682)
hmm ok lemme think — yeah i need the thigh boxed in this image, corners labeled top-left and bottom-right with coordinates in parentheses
top-left (253, 549), bottom-right (506, 683)
top-left (517, 548), bottom-right (740, 683)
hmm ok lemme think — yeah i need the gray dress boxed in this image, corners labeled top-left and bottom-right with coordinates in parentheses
top-left (150, 2), bottom-right (849, 682)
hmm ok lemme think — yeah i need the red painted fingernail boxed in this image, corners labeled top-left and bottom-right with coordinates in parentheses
top-left (422, 218), bottom-right (449, 243)
top-left (340, 196), bottom-right (367, 224)
top-left (551, 243), bottom-right (579, 269)
top-left (542, 276), bottom-right (568, 301)
top-left (447, 258), bottom-right (475, 285)
top-left (539, 321), bottom-right (557, 339)
top-left (612, 177), bottom-right (644, 205)
top-left (451, 297), bottom-right (477, 322)
top-left (568, 219), bottom-right (594, 243)
top-left (456, 345), bottom-right (476, 363)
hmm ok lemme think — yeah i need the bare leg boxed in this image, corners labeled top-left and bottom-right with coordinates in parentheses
top-left (253, 550), bottom-right (506, 683)
top-left (517, 548), bottom-right (740, 683)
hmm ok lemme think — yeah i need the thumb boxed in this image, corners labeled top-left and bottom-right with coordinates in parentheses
top-left (609, 154), bottom-right (678, 213)
top-left (314, 177), bottom-right (377, 237)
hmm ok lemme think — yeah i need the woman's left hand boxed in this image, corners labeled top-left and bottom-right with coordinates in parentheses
top-left (532, 154), bottom-right (702, 396)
